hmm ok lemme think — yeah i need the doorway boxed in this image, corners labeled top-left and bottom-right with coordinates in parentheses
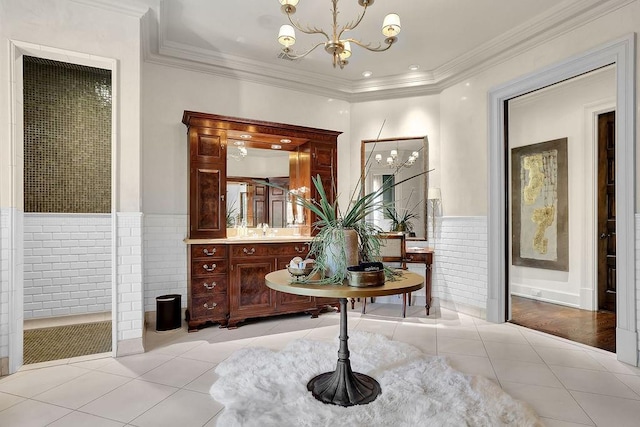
top-left (505, 66), bottom-right (616, 352)
top-left (21, 56), bottom-right (113, 365)
top-left (487, 34), bottom-right (637, 366)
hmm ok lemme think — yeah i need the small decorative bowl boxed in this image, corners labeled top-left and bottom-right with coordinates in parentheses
top-left (287, 265), bottom-right (314, 281)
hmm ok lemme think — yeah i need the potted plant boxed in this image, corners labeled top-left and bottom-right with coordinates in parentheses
top-left (384, 189), bottom-right (421, 234)
top-left (284, 171), bottom-right (427, 284)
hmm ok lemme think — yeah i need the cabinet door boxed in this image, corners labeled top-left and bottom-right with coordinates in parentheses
top-left (229, 259), bottom-right (276, 317)
top-left (189, 128), bottom-right (226, 164)
top-left (311, 141), bottom-right (336, 173)
top-left (189, 166), bottom-right (225, 238)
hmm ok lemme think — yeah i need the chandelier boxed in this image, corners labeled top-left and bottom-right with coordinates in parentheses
top-left (375, 149), bottom-right (419, 169)
top-left (228, 141), bottom-right (248, 161)
top-left (277, 0), bottom-right (401, 69)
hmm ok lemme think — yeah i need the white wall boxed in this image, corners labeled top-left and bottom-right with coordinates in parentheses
top-left (508, 67), bottom-right (616, 308)
top-left (142, 62), bottom-right (352, 215)
top-left (23, 214), bottom-right (112, 319)
top-left (440, 3), bottom-right (640, 217)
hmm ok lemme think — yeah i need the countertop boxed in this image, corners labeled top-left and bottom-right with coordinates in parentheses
top-left (184, 236), bottom-right (312, 244)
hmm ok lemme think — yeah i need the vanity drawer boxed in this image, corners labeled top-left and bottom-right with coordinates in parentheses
top-left (190, 244), bottom-right (227, 260)
top-left (190, 294), bottom-right (228, 320)
top-left (191, 276), bottom-right (228, 297)
top-left (405, 251), bottom-right (433, 264)
top-left (191, 260), bottom-right (228, 277)
top-left (230, 242), bottom-right (310, 258)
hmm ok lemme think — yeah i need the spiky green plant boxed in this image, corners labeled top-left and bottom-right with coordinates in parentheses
top-left (283, 171), bottom-right (428, 284)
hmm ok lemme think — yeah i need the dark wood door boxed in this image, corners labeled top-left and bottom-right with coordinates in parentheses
top-left (251, 183), bottom-right (267, 227)
top-left (269, 177), bottom-right (289, 228)
top-left (597, 111), bottom-right (616, 313)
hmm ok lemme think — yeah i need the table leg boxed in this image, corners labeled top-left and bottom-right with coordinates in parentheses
top-left (307, 298), bottom-right (381, 406)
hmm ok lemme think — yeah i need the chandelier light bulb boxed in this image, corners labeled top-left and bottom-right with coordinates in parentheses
top-left (382, 13), bottom-right (401, 37)
top-left (375, 153), bottom-right (382, 162)
top-left (412, 151), bottom-right (419, 158)
top-left (390, 149), bottom-right (398, 158)
top-left (278, 25), bottom-right (296, 47)
top-left (339, 41), bottom-right (352, 60)
top-left (279, 0), bottom-right (299, 5)
top-left (387, 157), bottom-right (393, 165)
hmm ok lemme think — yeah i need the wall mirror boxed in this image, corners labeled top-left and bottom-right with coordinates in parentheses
top-left (361, 136), bottom-right (429, 240)
top-left (226, 134), bottom-right (304, 229)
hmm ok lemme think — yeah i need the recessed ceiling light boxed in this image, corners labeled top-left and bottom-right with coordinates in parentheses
top-left (408, 64), bottom-right (420, 71)
top-left (240, 134), bottom-right (252, 139)
top-left (280, 138), bottom-right (292, 143)
top-left (465, 82), bottom-right (471, 87)
top-left (271, 144), bottom-right (282, 150)
top-left (362, 71), bottom-right (373, 78)
top-left (233, 141), bottom-right (245, 146)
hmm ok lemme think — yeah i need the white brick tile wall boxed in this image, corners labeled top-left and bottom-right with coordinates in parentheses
top-left (143, 214), bottom-right (188, 312)
top-left (431, 216), bottom-right (488, 311)
top-left (23, 214), bottom-right (112, 319)
top-left (116, 212), bottom-right (143, 341)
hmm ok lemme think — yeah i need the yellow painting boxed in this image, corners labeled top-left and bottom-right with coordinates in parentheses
top-left (511, 138), bottom-right (568, 271)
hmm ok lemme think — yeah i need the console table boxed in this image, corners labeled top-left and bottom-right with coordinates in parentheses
top-left (265, 269), bottom-right (423, 407)
top-left (405, 247), bottom-right (434, 315)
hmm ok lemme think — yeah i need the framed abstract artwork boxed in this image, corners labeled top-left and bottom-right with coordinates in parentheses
top-left (511, 138), bottom-right (569, 271)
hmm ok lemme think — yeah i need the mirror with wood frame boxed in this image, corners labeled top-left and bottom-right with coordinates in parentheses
top-left (361, 136), bottom-right (429, 240)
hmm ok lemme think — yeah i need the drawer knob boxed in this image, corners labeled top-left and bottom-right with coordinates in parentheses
top-left (294, 246), bottom-right (305, 253)
top-left (203, 263), bottom-right (217, 272)
top-left (243, 247), bottom-right (256, 255)
top-left (203, 248), bottom-right (216, 256)
top-left (203, 282), bottom-right (217, 290)
top-left (204, 302), bottom-right (217, 310)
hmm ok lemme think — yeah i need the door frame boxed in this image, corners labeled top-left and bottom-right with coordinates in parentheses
top-left (6, 40), bottom-right (119, 373)
top-left (487, 34), bottom-right (637, 365)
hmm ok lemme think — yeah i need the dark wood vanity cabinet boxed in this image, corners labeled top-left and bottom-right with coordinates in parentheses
top-left (182, 111), bottom-right (341, 330)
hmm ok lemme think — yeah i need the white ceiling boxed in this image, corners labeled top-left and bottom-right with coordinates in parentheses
top-left (137, 0), bottom-right (626, 100)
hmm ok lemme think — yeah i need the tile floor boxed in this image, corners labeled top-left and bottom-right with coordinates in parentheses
top-left (1, 303), bottom-right (640, 426)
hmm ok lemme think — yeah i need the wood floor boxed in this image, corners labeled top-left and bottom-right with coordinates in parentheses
top-left (510, 295), bottom-right (616, 353)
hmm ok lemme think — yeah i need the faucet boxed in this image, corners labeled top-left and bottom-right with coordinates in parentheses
top-left (261, 223), bottom-right (269, 236)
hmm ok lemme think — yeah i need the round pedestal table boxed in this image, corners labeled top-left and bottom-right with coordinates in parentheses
top-left (265, 269), bottom-right (424, 407)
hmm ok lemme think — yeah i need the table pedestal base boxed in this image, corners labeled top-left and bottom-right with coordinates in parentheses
top-left (307, 360), bottom-right (381, 406)
top-left (307, 298), bottom-right (381, 407)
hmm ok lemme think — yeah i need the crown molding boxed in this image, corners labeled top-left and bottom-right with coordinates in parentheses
top-left (70, 0), bottom-right (149, 17)
top-left (141, 0), bottom-right (633, 102)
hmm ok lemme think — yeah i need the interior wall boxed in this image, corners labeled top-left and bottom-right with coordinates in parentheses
top-left (0, 0), bottom-right (146, 369)
top-left (440, 2), bottom-right (640, 217)
top-left (508, 67), bottom-right (616, 309)
top-left (141, 61), bottom-right (351, 312)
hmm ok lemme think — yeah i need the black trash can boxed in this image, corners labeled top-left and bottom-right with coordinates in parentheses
top-left (156, 294), bottom-right (182, 331)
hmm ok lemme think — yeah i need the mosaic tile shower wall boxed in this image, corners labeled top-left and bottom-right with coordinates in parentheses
top-left (23, 56), bottom-right (112, 213)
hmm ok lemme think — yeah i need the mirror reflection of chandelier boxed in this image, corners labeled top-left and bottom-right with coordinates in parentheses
top-left (277, 0), bottom-right (401, 69)
top-left (375, 149), bottom-right (419, 168)
top-left (228, 141), bottom-right (248, 161)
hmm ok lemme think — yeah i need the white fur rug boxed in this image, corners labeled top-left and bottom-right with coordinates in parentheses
top-left (210, 332), bottom-right (542, 427)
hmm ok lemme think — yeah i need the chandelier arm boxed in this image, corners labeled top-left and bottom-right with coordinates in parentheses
top-left (286, 13), bottom-right (330, 40)
top-left (282, 42), bottom-right (326, 60)
top-left (337, 4), bottom-right (369, 40)
top-left (345, 37), bottom-right (395, 53)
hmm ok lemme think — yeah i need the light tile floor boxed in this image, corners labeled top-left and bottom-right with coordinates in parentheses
top-left (1, 303), bottom-right (640, 426)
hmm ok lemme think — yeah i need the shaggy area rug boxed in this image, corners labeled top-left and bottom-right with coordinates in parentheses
top-left (210, 332), bottom-right (542, 427)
